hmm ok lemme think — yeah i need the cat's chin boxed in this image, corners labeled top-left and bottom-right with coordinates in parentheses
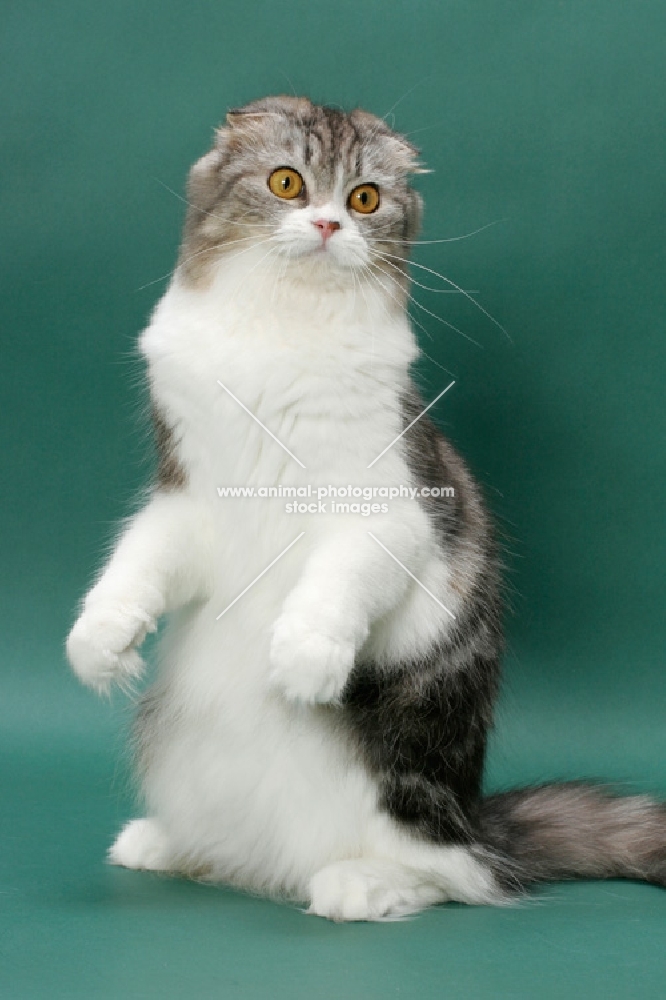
top-left (278, 248), bottom-right (367, 289)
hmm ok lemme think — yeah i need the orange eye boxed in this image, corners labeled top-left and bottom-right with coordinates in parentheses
top-left (348, 184), bottom-right (380, 214)
top-left (268, 167), bottom-right (304, 200)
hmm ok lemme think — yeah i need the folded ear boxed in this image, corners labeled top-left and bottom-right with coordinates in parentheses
top-left (226, 95), bottom-right (312, 122)
top-left (350, 108), bottom-right (431, 175)
top-left (381, 129), bottom-right (430, 175)
top-left (212, 104), bottom-right (283, 153)
top-left (188, 97), bottom-right (291, 206)
top-left (390, 137), bottom-right (431, 175)
top-left (222, 95), bottom-right (311, 138)
top-left (224, 109), bottom-right (275, 129)
top-left (192, 101), bottom-right (283, 191)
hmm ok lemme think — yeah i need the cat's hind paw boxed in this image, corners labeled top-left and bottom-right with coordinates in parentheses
top-left (308, 859), bottom-right (443, 921)
top-left (108, 819), bottom-right (173, 872)
top-left (66, 601), bottom-right (156, 695)
top-left (268, 613), bottom-right (356, 705)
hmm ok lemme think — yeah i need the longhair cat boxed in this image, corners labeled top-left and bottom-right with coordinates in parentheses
top-left (66, 96), bottom-right (666, 920)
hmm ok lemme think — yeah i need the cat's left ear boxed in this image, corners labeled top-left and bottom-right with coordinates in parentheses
top-left (350, 109), bottom-right (432, 175)
top-left (388, 138), bottom-right (432, 176)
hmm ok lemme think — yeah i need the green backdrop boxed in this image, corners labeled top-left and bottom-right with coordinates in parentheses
top-left (2, 2), bottom-right (666, 997)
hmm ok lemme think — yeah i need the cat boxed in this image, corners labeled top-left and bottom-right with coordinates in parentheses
top-left (66, 96), bottom-right (666, 921)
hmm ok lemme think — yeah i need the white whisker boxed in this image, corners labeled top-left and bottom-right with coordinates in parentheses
top-left (359, 260), bottom-right (439, 351)
top-left (377, 219), bottom-right (508, 246)
top-left (369, 252), bottom-right (482, 348)
top-left (376, 250), bottom-right (511, 343)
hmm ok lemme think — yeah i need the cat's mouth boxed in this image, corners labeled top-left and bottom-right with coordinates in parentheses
top-left (304, 241), bottom-right (364, 272)
top-left (271, 228), bottom-right (368, 275)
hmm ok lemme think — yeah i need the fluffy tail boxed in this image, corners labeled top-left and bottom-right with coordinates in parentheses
top-left (477, 782), bottom-right (666, 893)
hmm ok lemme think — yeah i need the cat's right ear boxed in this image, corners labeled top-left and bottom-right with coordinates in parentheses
top-left (186, 113), bottom-right (254, 208)
top-left (225, 109), bottom-right (254, 128)
top-left (222, 108), bottom-right (277, 140)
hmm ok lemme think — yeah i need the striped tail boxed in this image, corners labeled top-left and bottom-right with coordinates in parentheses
top-left (478, 782), bottom-right (666, 892)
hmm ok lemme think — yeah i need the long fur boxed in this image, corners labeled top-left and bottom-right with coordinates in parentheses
top-left (66, 96), bottom-right (666, 921)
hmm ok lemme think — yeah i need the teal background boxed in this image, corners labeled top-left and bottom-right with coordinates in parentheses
top-left (2, 1), bottom-right (666, 996)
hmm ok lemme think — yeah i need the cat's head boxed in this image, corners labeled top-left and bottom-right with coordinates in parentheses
top-left (179, 96), bottom-right (425, 286)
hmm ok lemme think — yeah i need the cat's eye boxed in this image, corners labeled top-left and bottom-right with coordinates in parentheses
top-left (348, 184), bottom-right (380, 215)
top-left (268, 167), bottom-right (304, 200)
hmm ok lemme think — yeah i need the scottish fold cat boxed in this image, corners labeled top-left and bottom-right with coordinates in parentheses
top-left (67, 97), bottom-right (666, 920)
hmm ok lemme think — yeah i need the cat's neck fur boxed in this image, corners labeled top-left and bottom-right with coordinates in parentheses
top-left (141, 247), bottom-right (420, 489)
top-left (145, 245), bottom-right (418, 372)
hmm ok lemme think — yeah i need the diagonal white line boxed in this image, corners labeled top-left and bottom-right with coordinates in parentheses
top-left (367, 380), bottom-right (455, 468)
top-left (216, 532), bottom-right (305, 620)
top-left (217, 379), bottom-right (306, 469)
top-left (367, 532), bottom-right (456, 620)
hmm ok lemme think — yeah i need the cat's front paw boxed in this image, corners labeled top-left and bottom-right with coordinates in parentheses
top-left (66, 601), bottom-right (157, 695)
top-left (269, 613), bottom-right (357, 705)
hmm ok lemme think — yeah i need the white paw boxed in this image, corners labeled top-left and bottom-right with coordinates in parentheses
top-left (268, 613), bottom-right (356, 705)
top-left (66, 600), bottom-right (157, 695)
top-left (108, 819), bottom-right (172, 871)
top-left (308, 860), bottom-right (429, 922)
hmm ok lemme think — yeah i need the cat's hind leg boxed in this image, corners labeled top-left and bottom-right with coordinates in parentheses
top-left (108, 818), bottom-right (174, 872)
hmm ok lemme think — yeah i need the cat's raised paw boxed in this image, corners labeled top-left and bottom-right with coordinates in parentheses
top-left (66, 601), bottom-right (156, 695)
top-left (108, 818), bottom-right (173, 871)
top-left (269, 613), bottom-right (355, 704)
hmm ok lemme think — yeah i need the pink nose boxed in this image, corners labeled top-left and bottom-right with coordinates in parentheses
top-left (313, 219), bottom-right (341, 242)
